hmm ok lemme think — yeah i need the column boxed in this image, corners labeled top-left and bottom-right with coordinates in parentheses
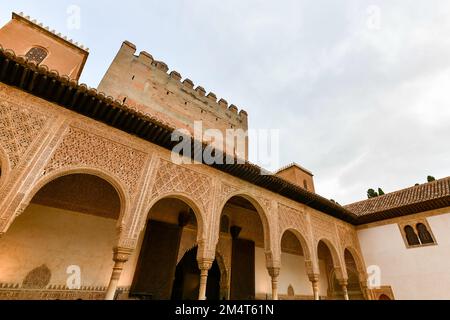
top-left (360, 280), bottom-right (371, 300)
top-left (267, 267), bottom-right (280, 300)
top-left (339, 279), bottom-right (349, 301)
top-left (308, 274), bottom-right (320, 300)
top-left (105, 247), bottom-right (133, 300)
top-left (198, 258), bottom-right (213, 301)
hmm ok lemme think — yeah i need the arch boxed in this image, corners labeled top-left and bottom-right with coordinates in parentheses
top-left (25, 46), bottom-right (48, 64)
top-left (344, 246), bottom-right (367, 282)
top-left (172, 246), bottom-right (224, 300)
top-left (0, 168), bottom-right (125, 296)
top-left (217, 192), bottom-right (272, 253)
top-left (404, 225), bottom-right (420, 246)
top-left (303, 180), bottom-right (308, 190)
top-left (343, 248), bottom-right (366, 300)
top-left (379, 294), bottom-right (391, 300)
top-left (416, 223), bottom-right (434, 244)
top-left (145, 192), bottom-right (207, 245)
top-left (20, 166), bottom-right (129, 233)
top-left (317, 238), bottom-right (342, 270)
top-left (280, 228), bottom-right (313, 262)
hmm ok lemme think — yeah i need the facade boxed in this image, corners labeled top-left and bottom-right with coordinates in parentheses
top-left (0, 12), bottom-right (448, 301)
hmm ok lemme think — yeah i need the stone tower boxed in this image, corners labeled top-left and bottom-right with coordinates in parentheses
top-left (98, 41), bottom-right (249, 160)
top-left (0, 12), bottom-right (88, 80)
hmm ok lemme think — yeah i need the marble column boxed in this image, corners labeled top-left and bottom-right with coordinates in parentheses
top-left (198, 259), bottom-right (213, 301)
top-left (339, 279), bottom-right (350, 301)
top-left (308, 274), bottom-right (320, 300)
top-left (268, 267), bottom-right (280, 301)
top-left (105, 247), bottom-right (132, 300)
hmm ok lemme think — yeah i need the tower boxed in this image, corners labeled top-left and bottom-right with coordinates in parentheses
top-left (0, 12), bottom-right (88, 80)
top-left (98, 41), bottom-right (249, 161)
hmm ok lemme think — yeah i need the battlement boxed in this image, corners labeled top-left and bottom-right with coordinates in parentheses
top-left (14, 12), bottom-right (89, 52)
top-left (114, 40), bottom-right (248, 123)
top-left (98, 41), bottom-right (249, 159)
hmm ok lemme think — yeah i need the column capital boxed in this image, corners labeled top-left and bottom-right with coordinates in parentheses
top-left (338, 279), bottom-right (349, 287)
top-left (113, 247), bottom-right (133, 263)
top-left (359, 280), bottom-right (369, 289)
top-left (267, 267), bottom-right (280, 278)
top-left (308, 273), bottom-right (320, 283)
top-left (197, 258), bottom-right (214, 271)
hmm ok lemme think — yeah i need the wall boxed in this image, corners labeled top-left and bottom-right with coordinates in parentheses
top-left (358, 210), bottom-right (450, 300)
top-left (0, 204), bottom-right (116, 287)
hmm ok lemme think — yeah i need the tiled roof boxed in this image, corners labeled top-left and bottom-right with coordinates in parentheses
top-left (345, 177), bottom-right (450, 224)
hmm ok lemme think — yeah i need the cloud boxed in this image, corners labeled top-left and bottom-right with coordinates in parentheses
top-left (3, 1), bottom-right (449, 204)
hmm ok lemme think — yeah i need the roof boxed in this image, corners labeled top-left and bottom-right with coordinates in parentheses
top-left (276, 163), bottom-right (314, 176)
top-left (345, 177), bottom-right (450, 224)
top-left (13, 12), bottom-right (89, 53)
top-left (0, 45), bottom-right (359, 225)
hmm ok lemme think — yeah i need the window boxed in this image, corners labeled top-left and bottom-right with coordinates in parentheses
top-left (417, 223), bottom-right (434, 244)
top-left (25, 47), bottom-right (48, 64)
top-left (303, 180), bottom-right (308, 190)
top-left (400, 219), bottom-right (436, 248)
top-left (404, 226), bottom-right (420, 246)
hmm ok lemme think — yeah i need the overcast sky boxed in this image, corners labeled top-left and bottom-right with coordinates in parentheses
top-left (2, 1), bottom-right (449, 204)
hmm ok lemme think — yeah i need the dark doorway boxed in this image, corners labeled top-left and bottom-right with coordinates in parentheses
top-left (130, 220), bottom-right (183, 299)
top-left (171, 247), bottom-right (221, 300)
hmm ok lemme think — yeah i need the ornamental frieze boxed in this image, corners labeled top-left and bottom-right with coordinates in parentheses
top-left (43, 126), bottom-right (147, 195)
top-left (0, 102), bottom-right (48, 169)
top-left (150, 159), bottom-right (214, 213)
top-left (278, 203), bottom-right (309, 240)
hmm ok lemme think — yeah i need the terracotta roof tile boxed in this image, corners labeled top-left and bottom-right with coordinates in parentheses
top-left (345, 177), bottom-right (450, 217)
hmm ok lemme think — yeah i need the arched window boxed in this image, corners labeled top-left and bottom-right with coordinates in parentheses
top-left (303, 180), bottom-right (308, 190)
top-left (404, 225), bottom-right (420, 246)
top-left (25, 47), bottom-right (48, 64)
top-left (220, 215), bottom-right (230, 233)
top-left (287, 284), bottom-right (295, 297)
top-left (417, 223), bottom-right (434, 244)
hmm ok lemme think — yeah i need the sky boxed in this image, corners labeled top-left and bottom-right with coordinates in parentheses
top-left (1, 1), bottom-right (449, 204)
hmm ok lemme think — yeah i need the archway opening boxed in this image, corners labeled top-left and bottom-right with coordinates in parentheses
top-left (344, 249), bottom-right (364, 300)
top-left (279, 230), bottom-right (312, 300)
top-left (317, 240), bottom-right (341, 300)
top-left (130, 197), bottom-right (199, 300)
top-left (379, 294), bottom-right (391, 300)
top-left (219, 196), bottom-right (267, 300)
top-left (0, 174), bottom-right (121, 299)
top-left (171, 247), bottom-right (221, 300)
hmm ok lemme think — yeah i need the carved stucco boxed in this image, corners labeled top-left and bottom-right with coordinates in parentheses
top-left (43, 126), bottom-right (147, 196)
top-left (278, 203), bottom-right (308, 241)
top-left (0, 101), bottom-right (48, 169)
top-left (278, 203), bottom-right (312, 261)
top-left (150, 159), bottom-right (214, 213)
